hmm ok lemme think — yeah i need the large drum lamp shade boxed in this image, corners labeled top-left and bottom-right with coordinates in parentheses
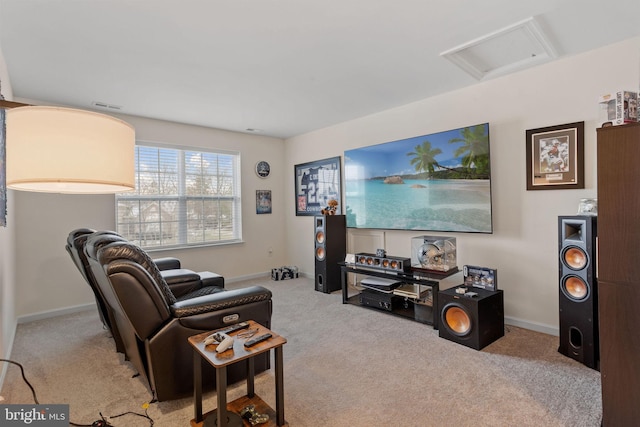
top-left (6, 106), bottom-right (135, 193)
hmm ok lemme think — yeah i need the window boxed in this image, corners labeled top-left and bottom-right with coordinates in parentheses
top-left (116, 143), bottom-right (242, 249)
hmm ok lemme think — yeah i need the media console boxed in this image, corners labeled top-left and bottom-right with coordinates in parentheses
top-left (340, 263), bottom-right (459, 329)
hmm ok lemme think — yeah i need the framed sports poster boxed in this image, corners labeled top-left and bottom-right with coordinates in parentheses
top-left (294, 156), bottom-right (341, 216)
top-left (526, 121), bottom-right (584, 190)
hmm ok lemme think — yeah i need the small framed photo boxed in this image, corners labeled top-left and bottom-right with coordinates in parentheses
top-left (256, 190), bottom-right (272, 214)
top-left (526, 121), bottom-right (584, 190)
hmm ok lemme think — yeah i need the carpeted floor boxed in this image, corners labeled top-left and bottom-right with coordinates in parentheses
top-left (1, 277), bottom-right (602, 426)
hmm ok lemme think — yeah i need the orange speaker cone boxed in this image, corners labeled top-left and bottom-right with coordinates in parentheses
top-left (316, 247), bottom-right (325, 261)
top-left (316, 231), bottom-right (325, 244)
top-left (445, 306), bottom-right (472, 335)
top-left (564, 276), bottom-right (588, 300)
top-left (563, 247), bottom-right (587, 270)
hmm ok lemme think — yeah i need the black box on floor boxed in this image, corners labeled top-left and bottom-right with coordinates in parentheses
top-left (438, 286), bottom-right (504, 350)
top-left (271, 266), bottom-right (299, 281)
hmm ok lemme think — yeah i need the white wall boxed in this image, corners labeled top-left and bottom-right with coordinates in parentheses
top-left (285, 37), bottom-right (640, 334)
top-left (6, 35), bottom-right (640, 333)
top-left (13, 114), bottom-right (287, 319)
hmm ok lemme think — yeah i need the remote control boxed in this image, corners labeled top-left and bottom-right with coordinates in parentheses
top-left (244, 333), bottom-right (272, 347)
top-left (221, 321), bottom-right (250, 334)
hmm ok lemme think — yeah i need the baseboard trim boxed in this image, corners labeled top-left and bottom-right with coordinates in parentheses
top-left (17, 303), bottom-right (97, 325)
top-left (226, 272), bottom-right (271, 284)
top-left (505, 316), bottom-right (558, 336)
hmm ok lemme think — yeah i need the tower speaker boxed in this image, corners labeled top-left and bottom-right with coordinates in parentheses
top-left (558, 215), bottom-right (598, 370)
top-left (438, 287), bottom-right (504, 350)
top-left (315, 215), bottom-right (346, 293)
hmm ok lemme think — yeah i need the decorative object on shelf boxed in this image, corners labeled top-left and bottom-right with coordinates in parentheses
top-left (577, 198), bottom-right (597, 216)
top-left (255, 160), bottom-right (271, 178)
top-left (598, 91), bottom-right (638, 127)
top-left (344, 123), bottom-right (492, 233)
top-left (320, 198), bottom-right (339, 215)
top-left (526, 121), bottom-right (584, 190)
top-left (463, 265), bottom-right (498, 291)
top-left (256, 190), bottom-right (272, 214)
top-left (411, 236), bottom-right (457, 272)
top-left (295, 156), bottom-right (341, 216)
top-left (240, 404), bottom-right (270, 425)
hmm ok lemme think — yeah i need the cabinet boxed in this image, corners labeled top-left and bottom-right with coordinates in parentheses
top-left (596, 122), bottom-right (640, 426)
top-left (340, 263), bottom-right (458, 329)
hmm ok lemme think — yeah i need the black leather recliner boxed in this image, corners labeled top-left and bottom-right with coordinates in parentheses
top-left (83, 234), bottom-right (272, 401)
top-left (66, 228), bottom-right (226, 354)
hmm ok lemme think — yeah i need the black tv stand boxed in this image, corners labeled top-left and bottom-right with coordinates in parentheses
top-left (340, 263), bottom-right (459, 329)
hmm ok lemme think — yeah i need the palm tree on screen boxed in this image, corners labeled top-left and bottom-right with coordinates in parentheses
top-left (448, 125), bottom-right (490, 178)
top-left (407, 140), bottom-right (442, 176)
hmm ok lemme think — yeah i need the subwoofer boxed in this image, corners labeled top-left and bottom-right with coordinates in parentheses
top-left (558, 215), bottom-right (598, 370)
top-left (315, 215), bottom-right (346, 293)
top-left (438, 287), bottom-right (504, 350)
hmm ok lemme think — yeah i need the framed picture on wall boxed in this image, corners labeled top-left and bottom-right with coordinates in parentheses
top-left (526, 121), bottom-right (584, 190)
top-left (294, 156), bottom-right (341, 216)
top-left (256, 190), bottom-right (272, 214)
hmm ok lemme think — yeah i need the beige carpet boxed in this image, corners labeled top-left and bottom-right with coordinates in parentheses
top-left (1, 277), bottom-right (602, 426)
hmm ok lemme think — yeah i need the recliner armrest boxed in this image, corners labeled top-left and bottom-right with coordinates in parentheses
top-left (161, 268), bottom-right (201, 285)
top-left (154, 257), bottom-right (181, 270)
top-left (170, 286), bottom-right (272, 318)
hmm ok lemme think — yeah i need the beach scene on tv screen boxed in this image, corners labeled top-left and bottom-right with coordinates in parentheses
top-left (344, 123), bottom-right (492, 233)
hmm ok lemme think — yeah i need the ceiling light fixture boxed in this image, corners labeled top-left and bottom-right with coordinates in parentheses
top-left (1, 100), bottom-right (135, 193)
top-left (440, 17), bottom-right (559, 81)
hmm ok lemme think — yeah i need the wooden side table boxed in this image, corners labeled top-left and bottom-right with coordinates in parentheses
top-left (189, 320), bottom-right (288, 427)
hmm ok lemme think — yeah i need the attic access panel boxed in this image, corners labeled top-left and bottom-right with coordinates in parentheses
top-left (441, 17), bottom-right (559, 80)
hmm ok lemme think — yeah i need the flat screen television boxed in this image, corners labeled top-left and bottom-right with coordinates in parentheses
top-left (344, 123), bottom-right (492, 233)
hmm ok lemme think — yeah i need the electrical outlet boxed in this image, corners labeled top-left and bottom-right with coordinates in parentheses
top-left (268, 247), bottom-right (273, 257)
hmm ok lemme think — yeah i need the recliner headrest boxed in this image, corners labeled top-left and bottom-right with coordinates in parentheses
top-left (97, 241), bottom-right (177, 305)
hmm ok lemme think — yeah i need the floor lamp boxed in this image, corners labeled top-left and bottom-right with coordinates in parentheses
top-left (0, 99), bottom-right (135, 194)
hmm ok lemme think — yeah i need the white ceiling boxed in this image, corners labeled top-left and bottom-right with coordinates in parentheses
top-left (1, 0), bottom-right (639, 139)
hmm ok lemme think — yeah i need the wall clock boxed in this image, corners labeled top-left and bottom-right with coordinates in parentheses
top-left (255, 161), bottom-right (271, 178)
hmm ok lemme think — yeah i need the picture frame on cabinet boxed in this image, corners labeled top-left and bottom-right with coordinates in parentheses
top-left (526, 121), bottom-right (584, 190)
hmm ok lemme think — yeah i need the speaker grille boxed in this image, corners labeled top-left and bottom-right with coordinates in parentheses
top-left (562, 246), bottom-right (588, 270)
top-left (442, 304), bottom-right (472, 336)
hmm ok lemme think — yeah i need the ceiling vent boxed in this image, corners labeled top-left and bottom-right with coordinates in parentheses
top-left (91, 101), bottom-right (123, 111)
top-left (440, 17), bottom-right (559, 81)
